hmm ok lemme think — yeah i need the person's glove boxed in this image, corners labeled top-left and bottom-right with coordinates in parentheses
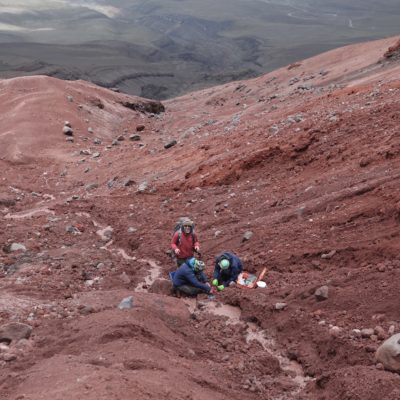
top-left (174, 248), bottom-right (180, 255)
top-left (217, 285), bottom-right (225, 291)
top-left (212, 279), bottom-right (219, 286)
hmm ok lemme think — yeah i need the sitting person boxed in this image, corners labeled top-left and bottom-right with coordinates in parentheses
top-left (172, 257), bottom-right (211, 296)
top-left (212, 251), bottom-right (243, 291)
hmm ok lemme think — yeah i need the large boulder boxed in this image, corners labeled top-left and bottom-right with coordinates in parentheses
top-left (0, 322), bottom-right (32, 343)
top-left (375, 333), bottom-right (400, 372)
top-left (149, 278), bottom-right (174, 296)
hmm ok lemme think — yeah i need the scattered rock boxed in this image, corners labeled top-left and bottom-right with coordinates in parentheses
top-left (96, 226), bottom-right (113, 242)
top-left (9, 243), bottom-right (27, 252)
top-left (118, 296), bottom-right (134, 310)
top-left (321, 250), bottom-right (336, 259)
top-left (314, 286), bottom-right (329, 301)
top-left (351, 329), bottom-right (362, 338)
top-left (274, 303), bottom-right (287, 311)
top-left (164, 140), bottom-right (177, 149)
top-left (149, 279), bottom-right (174, 296)
top-left (129, 134), bottom-right (141, 141)
top-left (63, 126), bottom-right (74, 136)
top-left (85, 183), bottom-right (98, 191)
top-left (136, 125), bottom-right (145, 132)
top-left (242, 231), bottom-right (253, 242)
top-left (329, 326), bottom-right (342, 337)
top-left (123, 178), bottom-right (136, 187)
top-left (361, 328), bottom-right (375, 338)
top-left (375, 333), bottom-right (400, 372)
top-left (375, 325), bottom-right (387, 340)
top-left (137, 181), bottom-right (148, 193)
top-left (2, 353), bottom-right (17, 362)
top-left (119, 272), bottom-right (131, 284)
top-left (0, 322), bottom-right (32, 343)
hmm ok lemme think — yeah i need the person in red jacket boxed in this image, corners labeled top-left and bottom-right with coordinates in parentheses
top-left (171, 219), bottom-right (200, 266)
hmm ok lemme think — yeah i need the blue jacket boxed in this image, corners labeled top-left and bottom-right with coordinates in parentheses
top-left (213, 252), bottom-right (243, 286)
top-left (172, 262), bottom-right (210, 293)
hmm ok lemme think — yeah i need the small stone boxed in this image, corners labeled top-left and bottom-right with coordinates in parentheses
top-left (163, 139), bottom-right (177, 149)
top-left (117, 135), bottom-right (125, 141)
top-left (137, 181), bottom-right (148, 193)
top-left (85, 183), bottom-right (98, 191)
top-left (321, 250), bottom-right (336, 259)
top-left (3, 353), bottom-right (17, 362)
top-left (63, 126), bottom-right (74, 136)
top-left (329, 326), bottom-right (342, 337)
top-left (123, 178), bottom-right (136, 187)
top-left (374, 326), bottom-right (387, 340)
top-left (351, 329), bottom-right (362, 338)
top-left (92, 152), bottom-right (100, 158)
top-left (118, 296), bottom-right (134, 310)
top-left (274, 303), bottom-right (287, 311)
top-left (129, 134), bottom-right (141, 141)
top-left (66, 137), bottom-right (74, 142)
top-left (377, 263), bottom-right (386, 272)
top-left (9, 243), bottom-right (27, 252)
top-left (314, 286), bottom-right (329, 301)
top-left (242, 231), bottom-right (253, 242)
top-left (361, 328), bottom-right (375, 338)
top-left (136, 125), bottom-right (145, 132)
top-left (88, 127), bottom-right (94, 133)
top-left (94, 138), bottom-right (102, 145)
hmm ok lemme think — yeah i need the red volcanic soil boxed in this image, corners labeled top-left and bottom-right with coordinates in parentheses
top-left (0, 35), bottom-right (400, 400)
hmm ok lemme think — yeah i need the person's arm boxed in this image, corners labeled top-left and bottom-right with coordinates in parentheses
top-left (193, 234), bottom-right (200, 252)
top-left (185, 269), bottom-right (210, 293)
top-left (198, 271), bottom-right (208, 283)
top-left (171, 231), bottom-right (180, 254)
top-left (213, 264), bottom-right (220, 280)
top-left (226, 266), bottom-right (240, 285)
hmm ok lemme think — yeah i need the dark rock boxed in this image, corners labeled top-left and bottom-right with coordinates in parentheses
top-left (164, 140), bottom-right (177, 149)
top-left (63, 126), bottom-right (74, 136)
top-left (315, 285), bottom-right (329, 301)
top-left (0, 323), bottom-right (32, 343)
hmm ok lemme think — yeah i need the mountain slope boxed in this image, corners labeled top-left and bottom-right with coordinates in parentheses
top-left (0, 35), bottom-right (400, 400)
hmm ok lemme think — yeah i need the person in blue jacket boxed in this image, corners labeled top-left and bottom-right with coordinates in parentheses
top-left (172, 257), bottom-right (211, 296)
top-left (212, 252), bottom-right (243, 291)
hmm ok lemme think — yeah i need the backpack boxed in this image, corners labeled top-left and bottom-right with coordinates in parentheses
top-left (173, 217), bottom-right (196, 246)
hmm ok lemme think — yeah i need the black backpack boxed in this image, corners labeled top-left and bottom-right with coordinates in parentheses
top-left (173, 217), bottom-right (196, 246)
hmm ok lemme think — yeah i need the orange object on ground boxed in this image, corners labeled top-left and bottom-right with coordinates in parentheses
top-left (236, 267), bottom-right (267, 289)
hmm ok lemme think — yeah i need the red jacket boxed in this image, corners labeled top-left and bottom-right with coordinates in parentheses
top-left (171, 231), bottom-right (200, 259)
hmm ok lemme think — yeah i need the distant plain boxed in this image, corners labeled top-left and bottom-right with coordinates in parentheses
top-left (0, 0), bottom-right (399, 98)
